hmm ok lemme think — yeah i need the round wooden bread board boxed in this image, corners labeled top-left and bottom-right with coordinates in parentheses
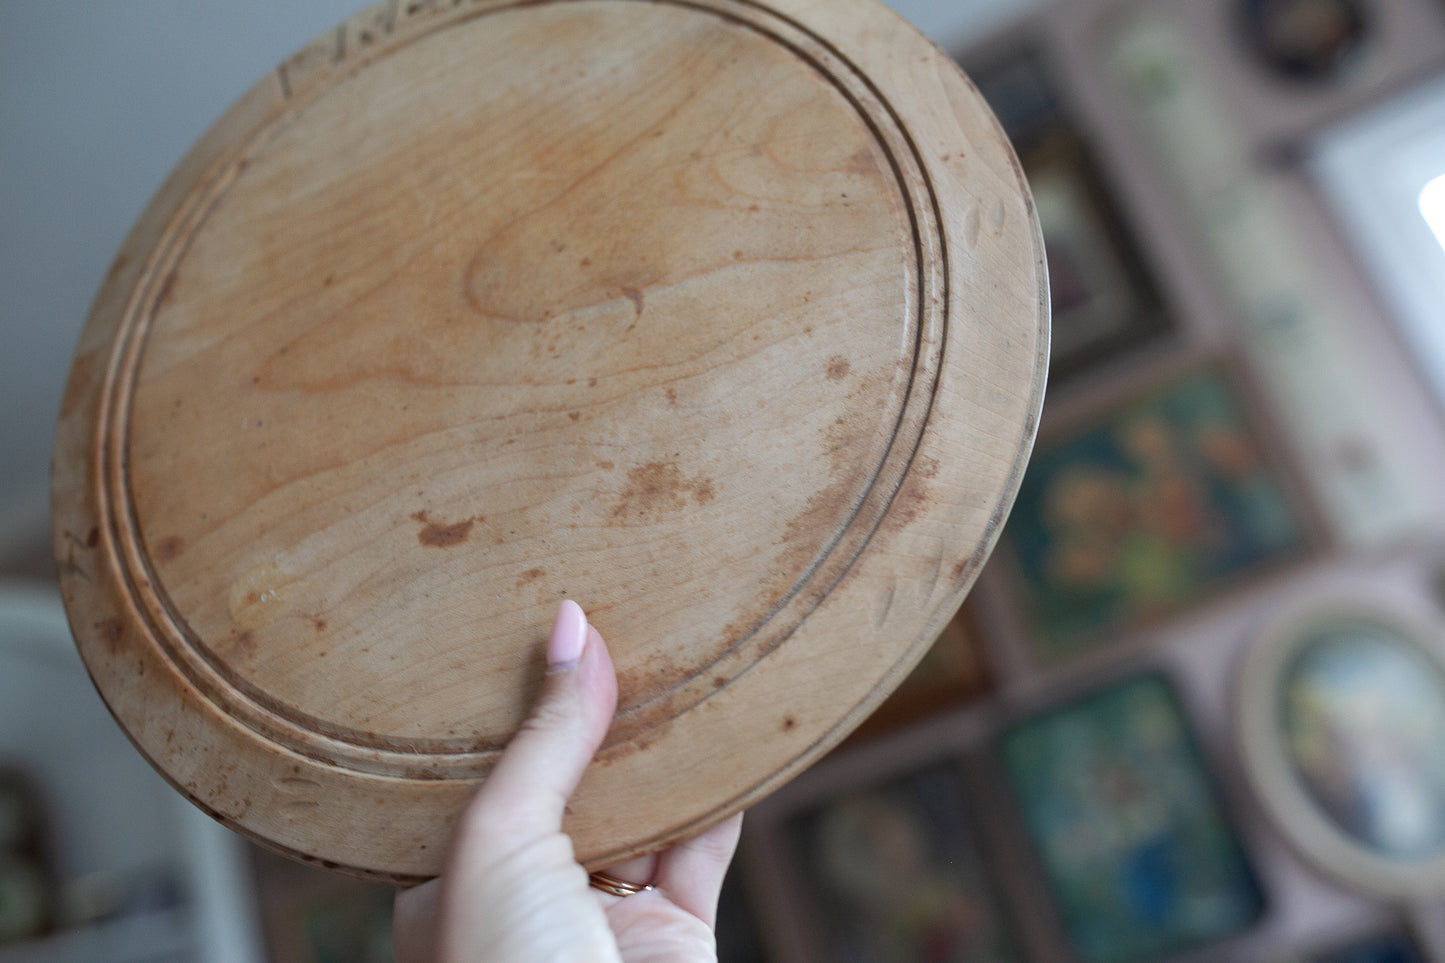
top-left (52, 0), bottom-right (1047, 882)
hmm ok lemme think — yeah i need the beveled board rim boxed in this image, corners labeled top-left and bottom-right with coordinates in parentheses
top-left (52, 0), bottom-right (1048, 881)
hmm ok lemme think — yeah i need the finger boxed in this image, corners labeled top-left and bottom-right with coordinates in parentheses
top-left (652, 813), bottom-right (744, 928)
top-left (464, 604), bottom-right (617, 843)
top-left (592, 851), bottom-right (660, 892)
top-left (391, 880), bottom-right (440, 963)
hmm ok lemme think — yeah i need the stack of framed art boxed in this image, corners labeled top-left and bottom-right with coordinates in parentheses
top-left (728, 5), bottom-right (1445, 958)
top-left (741, 668), bottom-right (1274, 963)
top-left (737, 603), bottom-right (1445, 961)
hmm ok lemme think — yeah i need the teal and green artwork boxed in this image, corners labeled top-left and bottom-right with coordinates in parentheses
top-left (1000, 674), bottom-right (1265, 963)
top-left (1004, 365), bottom-right (1310, 656)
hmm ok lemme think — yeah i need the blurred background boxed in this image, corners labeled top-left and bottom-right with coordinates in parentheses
top-left (3, 0), bottom-right (1445, 960)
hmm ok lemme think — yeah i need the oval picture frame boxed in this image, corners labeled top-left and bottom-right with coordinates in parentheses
top-left (1237, 590), bottom-right (1445, 898)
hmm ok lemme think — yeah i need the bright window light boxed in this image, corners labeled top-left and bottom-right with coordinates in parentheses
top-left (1313, 77), bottom-right (1445, 409)
top-left (1421, 173), bottom-right (1445, 255)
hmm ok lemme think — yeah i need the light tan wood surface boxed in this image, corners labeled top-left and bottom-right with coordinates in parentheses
top-left (52, 0), bottom-right (1047, 881)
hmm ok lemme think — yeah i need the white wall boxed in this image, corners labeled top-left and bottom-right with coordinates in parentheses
top-left (0, 2), bottom-right (365, 547)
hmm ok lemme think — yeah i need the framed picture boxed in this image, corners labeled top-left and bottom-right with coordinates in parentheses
top-left (1238, 0), bottom-right (1370, 84)
top-left (252, 848), bottom-right (395, 963)
top-left (966, 47), bottom-right (1170, 380)
top-left (999, 673), bottom-right (1266, 963)
top-left (846, 605), bottom-right (993, 743)
top-left (1000, 362), bottom-right (1316, 659)
top-left (1238, 595), bottom-right (1445, 897)
top-left (778, 762), bottom-right (1023, 963)
top-left (1273, 920), bottom-right (1431, 963)
top-left (1309, 926), bottom-right (1429, 963)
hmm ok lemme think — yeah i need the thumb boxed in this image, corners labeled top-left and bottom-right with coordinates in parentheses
top-left (465, 600), bottom-right (618, 842)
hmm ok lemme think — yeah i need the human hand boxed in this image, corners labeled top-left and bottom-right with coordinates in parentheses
top-left (393, 600), bottom-right (743, 963)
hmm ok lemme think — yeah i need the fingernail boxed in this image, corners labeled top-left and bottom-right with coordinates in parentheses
top-left (547, 599), bottom-right (588, 672)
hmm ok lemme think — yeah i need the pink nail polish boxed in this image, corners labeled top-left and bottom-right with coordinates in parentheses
top-left (547, 599), bottom-right (588, 671)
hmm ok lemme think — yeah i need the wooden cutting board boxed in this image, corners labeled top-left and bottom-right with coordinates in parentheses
top-left (52, 0), bottom-right (1047, 882)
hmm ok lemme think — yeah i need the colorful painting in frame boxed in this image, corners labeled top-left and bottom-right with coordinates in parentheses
top-left (1000, 674), bottom-right (1265, 963)
top-left (1002, 363), bottom-right (1313, 658)
top-left (966, 47), bottom-right (1170, 381)
top-left (787, 763), bottom-right (1021, 963)
top-left (1239, 598), bottom-right (1445, 896)
top-left (1310, 927), bottom-right (1429, 963)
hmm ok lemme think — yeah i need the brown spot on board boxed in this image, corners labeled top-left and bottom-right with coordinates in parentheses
top-left (913, 455), bottom-right (941, 479)
top-left (847, 144), bottom-right (881, 173)
top-left (154, 535), bottom-right (185, 562)
top-left (596, 460), bottom-right (615, 471)
top-left (782, 715), bottom-right (797, 731)
top-left (621, 286), bottom-right (644, 317)
top-left (569, 411), bottom-right (581, 422)
top-left (231, 630), bottom-right (257, 662)
top-left (98, 618), bottom-right (124, 654)
top-left (885, 475), bottom-right (928, 529)
top-left (608, 650), bottom-right (691, 741)
top-left (664, 386), bottom-right (677, 405)
top-left (311, 616), bottom-right (328, 632)
top-left (610, 461), bottom-right (716, 523)
top-left (516, 567), bottom-right (546, 588)
top-left (412, 510), bottom-right (482, 548)
top-left (595, 718), bottom-right (675, 763)
top-left (826, 355), bottom-right (851, 381)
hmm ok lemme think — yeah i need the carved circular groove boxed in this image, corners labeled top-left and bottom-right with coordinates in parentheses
top-left (101, 0), bottom-right (943, 777)
top-left (54, 0), bottom-right (1047, 880)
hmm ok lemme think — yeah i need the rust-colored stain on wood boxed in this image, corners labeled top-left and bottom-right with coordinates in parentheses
top-left (411, 511), bottom-right (482, 548)
top-left (610, 461), bottom-right (716, 523)
top-left (155, 535), bottom-right (185, 561)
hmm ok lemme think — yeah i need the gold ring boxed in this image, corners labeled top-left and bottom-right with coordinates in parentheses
top-left (588, 870), bottom-right (654, 897)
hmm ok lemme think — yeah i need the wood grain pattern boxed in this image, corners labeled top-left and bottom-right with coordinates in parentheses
top-left (52, 0), bottom-right (1048, 881)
